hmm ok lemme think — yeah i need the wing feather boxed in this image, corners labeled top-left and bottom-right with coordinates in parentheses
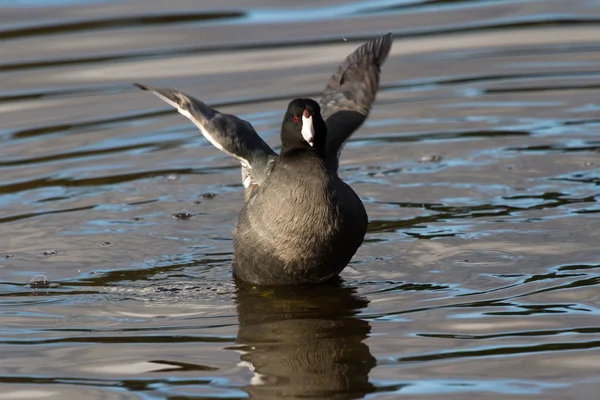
top-left (135, 84), bottom-right (277, 189)
top-left (319, 33), bottom-right (393, 170)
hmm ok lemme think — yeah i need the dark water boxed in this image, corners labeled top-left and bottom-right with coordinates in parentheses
top-left (1, 0), bottom-right (600, 398)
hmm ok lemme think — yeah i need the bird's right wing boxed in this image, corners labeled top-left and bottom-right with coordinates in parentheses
top-left (135, 84), bottom-right (278, 192)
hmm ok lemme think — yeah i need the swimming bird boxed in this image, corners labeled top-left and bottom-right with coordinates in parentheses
top-left (135, 33), bottom-right (393, 285)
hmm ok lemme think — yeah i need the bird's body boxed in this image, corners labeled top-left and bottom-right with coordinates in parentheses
top-left (136, 33), bottom-right (393, 285)
top-left (234, 148), bottom-right (368, 284)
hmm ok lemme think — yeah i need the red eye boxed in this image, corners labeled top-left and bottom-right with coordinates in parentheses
top-left (293, 116), bottom-right (299, 123)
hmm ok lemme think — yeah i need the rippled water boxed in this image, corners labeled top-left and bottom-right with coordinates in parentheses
top-left (1, 0), bottom-right (600, 398)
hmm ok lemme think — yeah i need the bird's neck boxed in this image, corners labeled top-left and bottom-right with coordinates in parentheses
top-left (281, 144), bottom-right (326, 160)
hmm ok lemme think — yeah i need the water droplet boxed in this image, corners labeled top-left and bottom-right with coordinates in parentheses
top-left (29, 275), bottom-right (51, 289)
top-left (419, 155), bottom-right (442, 163)
top-left (172, 212), bottom-right (195, 220)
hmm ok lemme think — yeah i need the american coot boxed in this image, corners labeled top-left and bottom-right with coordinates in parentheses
top-left (135, 33), bottom-right (393, 285)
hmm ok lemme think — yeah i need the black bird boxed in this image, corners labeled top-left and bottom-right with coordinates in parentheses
top-left (135, 33), bottom-right (393, 285)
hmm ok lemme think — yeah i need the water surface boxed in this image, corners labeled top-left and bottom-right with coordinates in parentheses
top-left (1, 0), bottom-right (600, 398)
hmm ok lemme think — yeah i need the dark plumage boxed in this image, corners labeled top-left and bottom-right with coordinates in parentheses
top-left (135, 33), bottom-right (393, 285)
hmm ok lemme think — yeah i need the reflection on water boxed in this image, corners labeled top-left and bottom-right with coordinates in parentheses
top-left (1, 0), bottom-right (600, 398)
top-left (235, 280), bottom-right (375, 399)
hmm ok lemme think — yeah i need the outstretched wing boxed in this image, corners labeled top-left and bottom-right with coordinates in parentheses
top-left (135, 84), bottom-right (277, 193)
top-left (320, 33), bottom-right (393, 171)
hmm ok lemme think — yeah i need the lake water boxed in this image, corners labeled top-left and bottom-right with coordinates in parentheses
top-left (1, 0), bottom-right (600, 398)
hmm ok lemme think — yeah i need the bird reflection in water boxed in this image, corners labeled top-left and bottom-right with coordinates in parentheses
top-left (232, 278), bottom-right (376, 399)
